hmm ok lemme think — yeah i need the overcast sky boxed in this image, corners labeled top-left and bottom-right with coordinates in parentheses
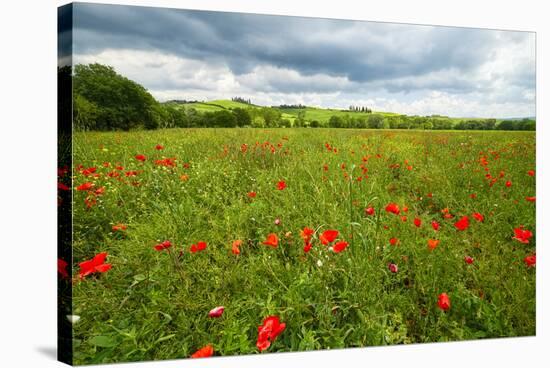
top-left (70, 3), bottom-right (535, 118)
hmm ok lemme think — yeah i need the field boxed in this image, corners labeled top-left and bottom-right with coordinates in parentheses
top-left (66, 128), bottom-right (536, 364)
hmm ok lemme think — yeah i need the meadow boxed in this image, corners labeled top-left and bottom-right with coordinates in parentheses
top-left (64, 128), bottom-right (536, 364)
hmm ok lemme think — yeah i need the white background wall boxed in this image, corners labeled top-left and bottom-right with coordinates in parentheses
top-left (0, 0), bottom-right (547, 367)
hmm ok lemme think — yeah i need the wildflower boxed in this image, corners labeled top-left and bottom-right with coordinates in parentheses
top-left (437, 293), bottom-right (451, 311)
top-left (414, 217), bottom-right (422, 227)
top-left (385, 203), bottom-right (400, 215)
top-left (79, 252), bottom-right (112, 279)
top-left (319, 229), bottom-right (339, 245)
top-left (365, 207), bottom-right (375, 216)
top-left (276, 181), bottom-right (287, 190)
top-left (76, 182), bottom-right (94, 191)
top-left (389, 237), bottom-right (399, 246)
top-left (191, 345), bottom-right (214, 358)
top-left (428, 239), bottom-right (440, 251)
top-left (190, 241), bottom-right (207, 253)
top-left (248, 191), bottom-right (257, 198)
top-left (154, 240), bottom-right (172, 251)
top-left (155, 144), bottom-right (164, 150)
top-left (464, 256), bottom-right (474, 264)
top-left (300, 227), bottom-right (314, 242)
top-left (388, 263), bottom-right (398, 273)
top-left (112, 224), bottom-right (127, 232)
top-left (256, 316), bottom-right (286, 351)
top-left (524, 254), bottom-right (536, 267)
top-left (512, 227), bottom-right (533, 244)
top-left (135, 154), bottom-right (146, 162)
top-left (208, 306), bottom-right (225, 318)
top-left (332, 241), bottom-right (349, 253)
top-left (262, 233), bottom-right (278, 247)
top-left (472, 213), bottom-right (484, 222)
top-left (431, 221), bottom-right (440, 231)
top-left (232, 240), bottom-right (242, 255)
top-left (454, 216), bottom-right (470, 231)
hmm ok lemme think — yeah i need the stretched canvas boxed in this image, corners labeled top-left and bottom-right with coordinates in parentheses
top-left (58, 2), bottom-right (536, 365)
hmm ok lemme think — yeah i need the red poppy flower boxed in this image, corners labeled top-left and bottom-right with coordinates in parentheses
top-left (385, 203), bottom-right (400, 215)
top-left (454, 216), bottom-right (470, 231)
top-left (81, 167), bottom-right (97, 176)
top-left (388, 263), bottom-right (398, 273)
top-left (332, 241), bottom-right (349, 253)
top-left (248, 191), bottom-right (257, 198)
top-left (470, 193), bottom-right (477, 199)
top-left (303, 241), bottom-right (313, 253)
top-left (79, 252), bottom-right (112, 279)
top-left (125, 170), bottom-right (139, 177)
top-left (527, 170), bottom-right (535, 177)
top-left (58, 259), bottom-right (69, 279)
top-left (389, 237), bottom-right (399, 246)
top-left (414, 218), bottom-right (422, 227)
top-left (365, 207), bottom-right (375, 216)
top-left (512, 227), bottom-right (533, 244)
top-left (232, 239), bottom-right (242, 255)
top-left (403, 206), bottom-right (409, 212)
top-left (208, 306), bottom-right (225, 318)
top-left (256, 316), bottom-right (286, 351)
top-left (524, 253), bottom-right (536, 267)
top-left (428, 239), bottom-right (440, 251)
top-left (155, 144), bottom-right (164, 150)
top-left (155, 158), bottom-right (177, 167)
top-left (135, 154), bottom-right (146, 162)
top-left (464, 256), bottom-right (474, 264)
top-left (276, 180), bottom-right (287, 190)
top-left (262, 233), bottom-right (278, 247)
top-left (431, 221), bottom-right (440, 231)
top-left (320, 229), bottom-right (339, 245)
top-left (107, 171), bottom-right (120, 178)
top-left (58, 182), bottom-right (70, 191)
top-left (300, 227), bottom-right (314, 242)
top-left (191, 345), bottom-right (214, 358)
top-left (190, 241), bottom-right (207, 253)
top-left (401, 216), bottom-right (408, 222)
top-left (437, 293), bottom-right (451, 311)
top-left (112, 224), bottom-right (127, 232)
top-left (505, 180), bottom-right (512, 188)
top-left (94, 187), bottom-right (105, 196)
top-left (154, 240), bottom-right (172, 251)
top-left (76, 182), bottom-right (94, 191)
top-left (525, 196), bottom-right (536, 202)
top-left (472, 212), bottom-right (484, 222)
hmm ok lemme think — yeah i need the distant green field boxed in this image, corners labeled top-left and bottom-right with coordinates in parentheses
top-left (174, 99), bottom-right (465, 125)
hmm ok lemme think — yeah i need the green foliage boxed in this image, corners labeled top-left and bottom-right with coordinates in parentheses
top-left (73, 64), bottom-right (161, 131)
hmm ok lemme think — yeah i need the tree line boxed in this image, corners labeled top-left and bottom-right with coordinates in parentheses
top-left (70, 63), bottom-right (535, 131)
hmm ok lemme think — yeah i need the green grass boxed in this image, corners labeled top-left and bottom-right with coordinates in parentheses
top-left (275, 106), bottom-right (399, 122)
top-left (68, 128), bottom-right (536, 364)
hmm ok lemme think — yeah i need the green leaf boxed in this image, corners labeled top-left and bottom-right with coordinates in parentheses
top-left (154, 334), bottom-right (176, 345)
top-left (89, 335), bottom-right (118, 348)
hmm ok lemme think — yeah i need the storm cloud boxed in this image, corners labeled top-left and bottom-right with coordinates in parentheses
top-left (71, 3), bottom-right (535, 118)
